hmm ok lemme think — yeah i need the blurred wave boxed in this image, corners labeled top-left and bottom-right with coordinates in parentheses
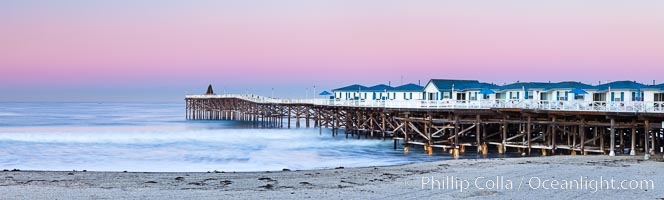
top-left (0, 102), bottom-right (504, 172)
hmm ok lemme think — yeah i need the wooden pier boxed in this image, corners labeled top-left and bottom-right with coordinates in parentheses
top-left (185, 93), bottom-right (664, 158)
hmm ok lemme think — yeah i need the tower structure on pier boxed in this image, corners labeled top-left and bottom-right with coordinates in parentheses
top-left (206, 84), bottom-right (215, 95)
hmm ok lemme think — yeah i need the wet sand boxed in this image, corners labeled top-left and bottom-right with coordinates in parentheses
top-left (0, 155), bottom-right (662, 199)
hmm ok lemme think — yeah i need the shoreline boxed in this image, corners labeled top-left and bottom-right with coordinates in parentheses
top-left (1, 155), bottom-right (662, 199)
top-left (0, 152), bottom-right (523, 174)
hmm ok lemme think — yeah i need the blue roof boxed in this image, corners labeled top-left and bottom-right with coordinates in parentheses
top-left (428, 79), bottom-right (495, 92)
top-left (497, 81), bottom-right (594, 91)
top-left (479, 88), bottom-right (495, 94)
top-left (319, 91), bottom-right (331, 95)
top-left (548, 81), bottom-right (594, 90)
top-left (392, 83), bottom-right (424, 91)
top-left (497, 82), bottom-right (549, 91)
top-left (655, 84), bottom-right (664, 90)
top-left (594, 81), bottom-right (648, 91)
top-left (331, 80), bottom-right (664, 93)
top-left (366, 84), bottom-right (394, 92)
top-left (569, 88), bottom-right (588, 94)
top-left (332, 84), bottom-right (369, 92)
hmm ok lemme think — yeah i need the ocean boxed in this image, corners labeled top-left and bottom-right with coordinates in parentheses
top-left (0, 102), bottom-right (508, 172)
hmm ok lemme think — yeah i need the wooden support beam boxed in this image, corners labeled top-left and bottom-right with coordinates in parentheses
top-left (404, 114), bottom-right (410, 152)
top-left (476, 115), bottom-right (481, 153)
top-left (593, 126), bottom-right (598, 146)
top-left (506, 133), bottom-right (526, 142)
top-left (619, 129), bottom-right (624, 155)
top-left (454, 115), bottom-right (459, 156)
top-left (306, 107), bottom-right (310, 128)
top-left (392, 123), bottom-right (405, 135)
top-left (408, 122), bottom-right (427, 140)
top-left (527, 116), bottom-right (532, 155)
top-left (551, 116), bottom-right (557, 155)
top-left (370, 115), bottom-right (375, 138)
top-left (572, 126), bottom-right (577, 154)
top-left (609, 118), bottom-right (616, 156)
top-left (600, 127), bottom-right (605, 154)
top-left (645, 120), bottom-right (650, 159)
top-left (345, 111), bottom-right (350, 137)
top-left (502, 118), bottom-right (507, 154)
top-left (529, 134), bottom-right (544, 142)
top-left (296, 107), bottom-right (301, 127)
top-left (287, 106), bottom-right (291, 128)
top-left (583, 133), bottom-right (600, 145)
top-left (447, 124), bottom-right (476, 140)
top-left (382, 113), bottom-right (387, 139)
top-left (356, 111), bottom-right (361, 139)
top-left (648, 120), bottom-right (654, 156)
top-left (580, 119), bottom-right (586, 154)
top-left (316, 109), bottom-right (320, 127)
top-left (566, 125), bottom-right (570, 147)
top-left (630, 125), bottom-right (637, 156)
top-left (485, 131), bottom-right (500, 139)
top-left (430, 127), bottom-right (449, 137)
top-left (428, 114), bottom-right (433, 151)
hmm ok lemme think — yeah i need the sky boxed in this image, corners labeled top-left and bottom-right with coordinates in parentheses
top-left (2, 0), bottom-right (664, 102)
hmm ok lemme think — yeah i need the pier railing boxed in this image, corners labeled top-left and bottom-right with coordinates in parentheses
top-left (186, 94), bottom-right (664, 113)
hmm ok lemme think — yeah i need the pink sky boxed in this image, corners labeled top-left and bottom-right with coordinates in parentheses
top-left (2, 1), bottom-right (664, 101)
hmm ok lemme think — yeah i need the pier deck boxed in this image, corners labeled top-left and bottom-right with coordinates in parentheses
top-left (185, 94), bottom-right (664, 158)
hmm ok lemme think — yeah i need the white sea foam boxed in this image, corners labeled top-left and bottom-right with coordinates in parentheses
top-left (0, 112), bottom-right (20, 116)
top-left (0, 127), bottom-right (421, 172)
top-left (0, 102), bottom-right (446, 172)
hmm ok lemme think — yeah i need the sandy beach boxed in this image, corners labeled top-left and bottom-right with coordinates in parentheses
top-left (0, 155), bottom-right (661, 199)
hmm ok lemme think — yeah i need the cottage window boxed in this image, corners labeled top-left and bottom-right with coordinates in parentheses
top-left (511, 92), bottom-right (519, 99)
top-left (527, 91), bottom-right (534, 100)
top-left (470, 92), bottom-right (478, 101)
top-left (593, 93), bottom-right (606, 101)
top-left (574, 94), bottom-right (584, 100)
top-left (456, 93), bottom-right (466, 100)
top-left (619, 92), bottom-right (624, 102)
top-left (631, 92), bottom-right (644, 101)
top-left (654, 93), bottom-right (664, 101)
